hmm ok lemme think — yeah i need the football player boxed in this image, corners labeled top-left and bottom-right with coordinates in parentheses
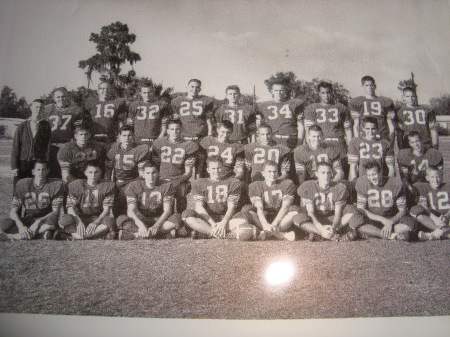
top-left (214, 85), bottom-right (257, 144)
top-left (58, 118), bottom-right (108, 183)
top-left (200, 120), bottom-right (245, 180)
top-left (56, 161), bottom-right (115, 240)
top-left (293, 162), bottom-right (362, 241)
top-left (410, 167), bottom-right (450, 240)
top-left (182, 156), bottom-right (243, 239)
top-left (83, 81), bottom-right (128, 143)
top-left (348, 117), bottom-right (395, 181)
top-left (0, 161), bottom-right (63, 241)
top-left (396, 87), bottom-right (438, 149)
top-left (152, 119), bottom-right (198, 212)
top-left (349, 76), bottom-right (395, 142)
top-left (293, 124), bottom-right (344, 185)
top-left (127, 84), bottom-right (171, 147)
top-left (116, 162), bottom-right (181, 240)
top-left (355, 161), bottom-right (415, 241)
top-left (257, 80), bottom-right (304, 149)
top-left (243, 124), bottom-right (291, 182)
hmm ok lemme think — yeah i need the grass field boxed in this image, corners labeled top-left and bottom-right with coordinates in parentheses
top-left (0, 138), bottom-right (449, 320)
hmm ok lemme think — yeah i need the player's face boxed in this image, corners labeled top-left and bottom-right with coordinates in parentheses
top-left (408, 135), bottom-right (423, 153)
top-left (167, 123), bottom-right (181, 142)
top-left (53, 90), bottom-right (69, 108)
top-left (226, 89), bottom-right (240, 105)
top-left (257, 127), bottom-right (271, 145)
top-left (362, 81), bottom-right (376, 96)
top-left (98, 83), bottom-right (109, 100)
top-left (366, 167), bottom-right (381, 186)
top-left (143, 166), bottom-right (158, 185)
top-left (85, 166), bottom-right (101, 184)
top-left (119, 130), bottom-right (134, 148)
top-left (32, 163), bottom-right (49, 181)
top-left (362, 122), bottom-right (377, 140)
top-left (187, 81), bottom-right (201, 98)
top-left (426, 170), bottom-right (442, 190)
top-left (262, 164), bottom-right (279, 184)
top-left (319, 87), bottom-right (332, 104)
top-left (74, 129), bottom-right (90, 148)
top-left (30, 102), bottom-right (44, 121)
top-left (217, 126), bottom-right (231, 142)
top-left (403, 91), bottom-right (418, 107)
top-left (316, 165), bottom-right (332, 186)
top-left (207, 161), bottom-right (222, 181)
top-left (271, 84), bottom-right (286, 102)
top-left (308, 130), bottom-right (323, 149)
top-left (140, 87), bottom-right (153, 103)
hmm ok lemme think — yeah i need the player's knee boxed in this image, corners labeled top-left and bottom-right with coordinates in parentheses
top-left (240, 204), bottom-right (255, 214)
top-left (344, 204), bottom-right (358, 215)
top-left (410, 205), bottom-right (427, 218)
top-left (232, 211), bottom-right (252, 224)
top-left (397, 216), bottom-right (417, 232)
top-left (348, 214), bottom-right (365, 230)
top-left (292, 213), bottom-right (312, 227)
top-left (59, 214), bottom-right (77, 231)
top-left (0, 218), bottom-right (15, 232)
top-left (181, 209), bottom-right (198, 222)
top-left (288, 205), bottom-right (302, 214)
top-left (116, 215), bottom-right (131, 230)
top-left (44, 212), bottom-right (59, 228)
top-left (168, 213), bottom-right (182, 229)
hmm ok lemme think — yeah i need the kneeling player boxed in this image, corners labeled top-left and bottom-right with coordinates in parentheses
top-left (56, 162), bottom-right (115, 240)
top-left (182, 156), bottom-right (243, 238)
top-left (355, 161), bottom-right (416, 241)
top-left (293, 162), bottom-right (362, 241)
top-left (410, 167), bottom-right (450, 240)
top-left (116, 162), bottom-right (181, 240)
top-left (0, 161), bottom-right (63, 241)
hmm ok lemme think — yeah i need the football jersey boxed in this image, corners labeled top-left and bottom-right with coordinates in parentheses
top-left (355, 176), bottom-right (405, 217)
top-left (396, 104), bottom-right (436, 144)
top-left (67, 179), bottom-right (115, 216)
top-left (170, 95), bottom-right (215, 138)
top-left (152, 137), bottom-right (198, 180)
top-left (397, 148), bottom-right (443, 184)
top-left (243, 142), bottom-right (291, 179)
top-left (298, 180), bottom-right (348, 217)
top-left (348, 137), bottom-right (394, 176)
top-left (200, 136), bottom-right (244, 179)
top-left (214, 103), bottom-right (257, 142)
top-left (107, 142), bottom-right (150, 185)
top-left (349, 96), bottom-right (395, 140)
top-left (249, 179), bottom-right (296, 215)
top-left (293, 143), bottom-right (342, 180)
top-left (415, 182), bottom-right (450, 216)
top-left (43, 103), bottom-right (83, 144)
top-left (58, 140), bottom-right (107, 179)
top-left (304, 102), bottom-right (351, 141)
top-left (191, 177), bottom-right (242, 216)
top-left (127, 99), bottom-right (171, 143)
top-left (125, 179), bottom-right (174, 217)
top-left (12, 178), bottom-right (64, 219)
top-left (83, 97), bottom-right (128, 142)
top-left (257, 98), bottom-right (304, 136)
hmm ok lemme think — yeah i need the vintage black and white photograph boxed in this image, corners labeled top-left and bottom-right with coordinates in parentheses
top-left (0, 0), bottom-right (449, 335)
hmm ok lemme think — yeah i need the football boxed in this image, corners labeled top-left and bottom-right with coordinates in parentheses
top-left (236, 222), bottom-right (258, 241)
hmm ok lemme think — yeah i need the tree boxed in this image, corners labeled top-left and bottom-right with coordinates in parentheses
top-left (430, 94), bottom-right (450, 116)
top-left (0, 86), bottom-right (28, 119)
top-left (79, 21), bottom-right (141, 88)
top-left (398, 72), bottom-right (418, 93)
top-left (264, 72), bottom-right (350, 106)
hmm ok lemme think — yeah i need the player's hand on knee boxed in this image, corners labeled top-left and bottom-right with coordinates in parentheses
top-left (147, 226), bottom-right (158, 237)
top-left (18, 226), bottom-right (31, 240)
top-left (29, 220), bottom-right (42, 237)
top-left (321, 225), bottom-right (333, 239)
top-left (137, 226), bottom-right (148, 238)
top-left (381, 223), bottom-right (393, 238)
top-left (77, 223), bottom-right (86, 239)
top-left (86, 222), bottom-right (98, 235)
top-left (270, 225), bottom-right (279, 233)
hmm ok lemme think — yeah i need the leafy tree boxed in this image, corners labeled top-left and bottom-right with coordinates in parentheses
top-left (398, 79), bottom-right (417, 92)
top-left (0, 86), bottom-right (28, 118)
top-left (79, 21), bottom-right (141, 88)
top-left (430, 94), bottom-right (450, 116)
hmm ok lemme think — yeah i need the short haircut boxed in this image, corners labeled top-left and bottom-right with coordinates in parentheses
top-left (217, 120), bottom-right (233, 130)
top-left (361, 76), bottom-right (375, 84)
top-left (407, 131), bottom-right (422, 140)
top-left (269, 79), bottom-right (287, 90)
top-left (85, 161), bottom-right (102, 171)
top-left (225, 85), bottom-right (241, 94)
top-left (51, 87), bottom-right (68, 98)
top-left (32, 99), bottom-right (45, 105)
top-left (362, 116), bottom-right (378, 128)
top-left (207, 155), bottom-right (223, 166)
top-left (364, 160), bottom-right (381, 172)
top-left (308, 124), bottom-right (323, 133)
top-left (141, 161), bottom-right (158, 172)
top-left (426, 166), bottom-right (441, 176)
top-left (316, 161), bottom-right (333, 171)
top-left (188, 79), bottom-right (202, 86)
top-left (119, 124), bottom-right (134, 134)
top-left (403, 86), bottom-right (417, 95)
top-left (167, 119), bottom-right (182, 127)
top-left (140, 84), bottom-right (154, 91)
top-left (33, 160), bottom-right (48, 169)
top-left (317, 82), bottom-right (332, 92)
top-left (263, 160), bottom-right (279, 170)
top-left (98, 81), bottom-right (109, 89)
top-left (257, 123), bottom-right (272, 133)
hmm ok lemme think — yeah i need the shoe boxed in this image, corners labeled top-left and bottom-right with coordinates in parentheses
top-left (190, 230), bottom-right (199, 239)
top-left (225, 231), bottom-right (236, 240)
top-left (106, 231), bottom-right (117, 240)
top-left (176, 226), bottom-right (188, 237)
top-left (258, 230), bottom-right (268, 241)
top-left (395, 231), bottom-right (410, 242)
top-left (165, 230), bottom-right (176, 239)
top-left (308, 232), bottom-right (322, 242)
top-left (53, 230), bottom-right (73, 241)
top-left (271, 231), bottom-right (296, 241)
top-left (340, 230), bottom-right (358, 242)
top-left (43, 231), bottom-right (54, 240)
top-left (118, 230), bottom-right (136, 240)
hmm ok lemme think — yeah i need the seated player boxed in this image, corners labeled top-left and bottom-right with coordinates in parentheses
top-left (127, 84), bottom-right (171, 147)
top-left (0, 161), bottom-right (63, 241)
top-left (58, 118), bottom-right (107, 183)
top-left (294, 124), bottom-right (343, 185)
top-left (182, 156), bottom-right (243, 239)
top-left (200, 120), bottom-right (245, 180)
top-left (214, 85), bottom-right (257, 144)
top-left (348, 117), bottom-right (395, 181)
top-left (243, 124), bottom-right (291, 182)
top-left (293, 162), bottom-right (361, 241)
top-left (56, 161), bottom-right (115, 240)
top-left (410, 167), bottom-right (450, 241)
top-left (152, 119), bottom-right (198, 212)
top-left (233, 161), bottom-right (299, 241)
top-left (355, 161), bottom-right (415, 241)
top-left (116, 162), bottom-right (181, 240)
top-left (396, 86), bottom-right (438, 150)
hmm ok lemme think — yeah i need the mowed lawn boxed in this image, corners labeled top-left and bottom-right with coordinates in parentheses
top-left (0, 138), bottom-right (449, 319)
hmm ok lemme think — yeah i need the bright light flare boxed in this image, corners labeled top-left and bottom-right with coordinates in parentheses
top-left (265, 261), bottom-right (295, 286)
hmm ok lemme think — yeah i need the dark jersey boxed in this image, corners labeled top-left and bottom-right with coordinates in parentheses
top-left (348, 137), bottom-right (394, 176)
top-left (191, 177), bottom-right (242, 216)
top-left (396, 104), bottom-right (436, 144)
top-left (398, 148), bottom-right (443, 184)
top-left (107, 143), bottom-right (150, 185)
top-left (415, 182), bottom-right (450, 216)
top-left (356, 176), bottom-right (405, 217)
top-left (243, 142), bottom-right (291, 179)
top-left (298, 180), bottom-right (348, 217)
top-left (170, 95), bottom-right (215, 138)
top-left (43, 103), bottom-right (83, 144)
top-left (249, 179), bottom-right (296, 215)
top-left (67, 179), bottom-right (115, 216)
top-left (152, 137), bottom-right (198, 180)
top-left (12, 178), bottom-right (64, 219)
top-left (304, 102), bottom-right (351, 141)
top-left (257, 99), bottom-right (304, 136)
top-left (294, 143), bottom-right (342, 180)
top-left (214, 103), bottom-right (257, 142)
top-left (200, 136), bottom-right (244, 179)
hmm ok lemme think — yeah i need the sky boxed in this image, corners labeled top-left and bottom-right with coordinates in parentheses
top-left (0, 0), bottom-right (449, 103)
